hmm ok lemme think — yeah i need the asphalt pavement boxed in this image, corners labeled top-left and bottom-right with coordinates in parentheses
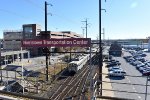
top-left (111, 51), bottom-right (150, 100)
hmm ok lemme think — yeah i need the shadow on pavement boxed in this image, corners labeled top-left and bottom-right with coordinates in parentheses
top-left (105, 76), bottom-right (125, 80)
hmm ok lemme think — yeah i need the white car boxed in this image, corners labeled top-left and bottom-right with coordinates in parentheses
top-left (108, 66), bottom-right (121, 71)
top-left (108, 70), bottom-right (126, 77)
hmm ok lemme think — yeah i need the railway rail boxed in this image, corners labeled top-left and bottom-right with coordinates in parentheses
top-left (50, 64), bottom-right (89, 100)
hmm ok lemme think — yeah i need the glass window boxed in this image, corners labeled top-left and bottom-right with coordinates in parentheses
top-left (24, 26), bottom-right (32, 33)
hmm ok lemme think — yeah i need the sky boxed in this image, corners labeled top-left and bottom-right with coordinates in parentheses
top-left (0, 0), bottom-right (150, 40)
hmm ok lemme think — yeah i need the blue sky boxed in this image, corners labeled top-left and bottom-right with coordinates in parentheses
top-left (0, 0), bottom-right (150, 40)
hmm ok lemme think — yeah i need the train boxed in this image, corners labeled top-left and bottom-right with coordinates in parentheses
top-left (68, 48), bottom-right (98, 73)
top-left (68, 54), bottom-right (90, 73)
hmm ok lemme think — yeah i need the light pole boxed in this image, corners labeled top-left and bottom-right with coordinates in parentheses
top-left (99, 0), bottom-right (106, 96)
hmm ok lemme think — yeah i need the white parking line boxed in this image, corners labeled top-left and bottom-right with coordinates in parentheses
top-left (126, 75), bottom-right (142, 100)
top-left (138, 96), bottom-right (142, 99)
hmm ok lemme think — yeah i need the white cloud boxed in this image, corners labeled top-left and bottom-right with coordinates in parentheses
top-left (130, 2), bottom-right (138, 8)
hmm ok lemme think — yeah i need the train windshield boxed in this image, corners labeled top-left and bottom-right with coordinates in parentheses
top-left (69, 63), bottom-right (78, 67)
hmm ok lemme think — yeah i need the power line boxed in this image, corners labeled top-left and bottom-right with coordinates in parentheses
top-left (21, 0), bottom-right (82, 31)
top-left (24, 0), bottom-right (45, 11)
top-left (0, 9), bottom-right (30, 20)
top-left (0, 8), bottom-right (43, 27)
top-left (53, 13), bottom-right (81, 25)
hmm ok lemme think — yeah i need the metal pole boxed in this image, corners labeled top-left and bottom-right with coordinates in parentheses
top-left (103, 28), bottom-right (105, 41)
top-left (45, 1), bottom-right (48, 81)
top-left (82, 28), bottom-right (85, 38)
top-left (99, 0), bottom-right (103, 96)
top-left (21, 47), bottom-right (24, 94)
top-left (70, 47), bottom-right (71, 62)
top-left (6, 70), bottom-right (8, 91)
top-left (86, 18), bottom-right (88, 38)
top-left (81, 19), bottom-right (88, 38)
top-left (0, 43), bottom-right (2, 82)
top-left (45, 1), bottom-right (47, 32)
top-left (145, 76), bottom-right (148, 100)
top-left (89, 44), bottom-right (93, 99)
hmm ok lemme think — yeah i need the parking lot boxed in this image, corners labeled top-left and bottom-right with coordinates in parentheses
top-left (105, 50), bottom-right (150, 100)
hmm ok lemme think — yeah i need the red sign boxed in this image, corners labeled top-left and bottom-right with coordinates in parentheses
top-left (22, 38), bottom-right (91, 47)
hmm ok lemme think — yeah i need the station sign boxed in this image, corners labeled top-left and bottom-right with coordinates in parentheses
top-left (22, 38), bottom-right (91, 47)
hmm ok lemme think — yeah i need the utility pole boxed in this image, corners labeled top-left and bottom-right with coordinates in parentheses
top-left (0, 41), bottom-right (2, 82)
top-left (45, 1), bottom-right (48, 81)
top-left (44, 1), bottom-right (52, 81)
top-left (99, 0), bottom-right (106, 96)
top-left (99, 0), bottom-right (102, 96)
top-left (82, 18), bottom-right (88, 38)
top-left (81, 27), bottom-right (85, 38)
top-left (45, 1), bottom-right (47, 33)
top-left (45, 1), bottom-right (52, 81)
top-left (102, 28), bottom-right (105, 41)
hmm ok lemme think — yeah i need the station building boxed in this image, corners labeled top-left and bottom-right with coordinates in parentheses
top-left (3, 24), bottom-right (82, 57)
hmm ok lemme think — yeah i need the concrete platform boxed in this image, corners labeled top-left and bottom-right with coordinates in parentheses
top-left (96, 63), bottom-right (114, 100)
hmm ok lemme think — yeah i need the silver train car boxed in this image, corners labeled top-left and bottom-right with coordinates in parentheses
top-left (68, 54), bottom-right (90, 73)
top-left (68, 48), bottom-right (97, 73)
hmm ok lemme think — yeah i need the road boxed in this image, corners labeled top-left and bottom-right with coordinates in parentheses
top-left (109, 51), bottom-right (150, 100)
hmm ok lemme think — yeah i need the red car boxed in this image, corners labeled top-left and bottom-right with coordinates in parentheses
top-left (142, 70), bottom-right (150, 76)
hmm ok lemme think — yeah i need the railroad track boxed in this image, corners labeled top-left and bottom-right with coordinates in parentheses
top-left (71, 68), bottom-right (90, 100)
top-left (49, 64), bottom-right (89, 100)
top-left (63, 67), bottom-right (89, 99)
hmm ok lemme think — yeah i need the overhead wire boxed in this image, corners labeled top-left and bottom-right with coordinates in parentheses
top-left (23, 0), bottom-right (45, 11)
top-left (24, 0), bottom-right (82, 26)
top-left (0, 9), bottom-right (30, 20)
top-left (1, 0), bottom-right (83, 32)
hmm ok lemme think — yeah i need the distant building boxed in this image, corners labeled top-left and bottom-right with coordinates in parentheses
top-left (38, 31), bottom-right (82, 39)
top-left (3, 30), bottom-right (22, 50)
top-left (3, 24), bottom-right (82, 56)
top-left (22, 24), bottom-right (42, 56)
top-left (0, 39), bottom-right (3, 49)
top-left (23, 24), bottom-right (42, 39)
top-left (109, 41), bottom-right (122, 56)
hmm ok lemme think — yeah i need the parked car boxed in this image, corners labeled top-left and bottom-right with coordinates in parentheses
top-left (108, 66), bottom-right (121, 71)
top-left (106, 62), bottom-right (121, 67)
top-left (139, 67), bottom-right (150, 73)
top-left (142, 70), bottom-right (150, 76)
top-left (138, 66), bottom-right (148, 72)
top-left (136, 63), bottom-right (145, 69)
top-left (132, 61), bottom-right (142, 66)
top-left (144, 61), bottom-right (150, 66)
top-left (108, 70), bottom-right (126, 77)
top-left (139, 53), bottom-right (147, 57)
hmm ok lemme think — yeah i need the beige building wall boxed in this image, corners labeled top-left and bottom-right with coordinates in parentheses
top-left (50, 31), bottom-right (82, 39)
top-left (3, 31), bottom-right (22, 50)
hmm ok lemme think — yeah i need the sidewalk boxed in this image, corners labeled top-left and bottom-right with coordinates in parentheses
top-left (102, 63), bottom-right (114, 97)
top-left (96, 63), bottom-right (114, 100)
